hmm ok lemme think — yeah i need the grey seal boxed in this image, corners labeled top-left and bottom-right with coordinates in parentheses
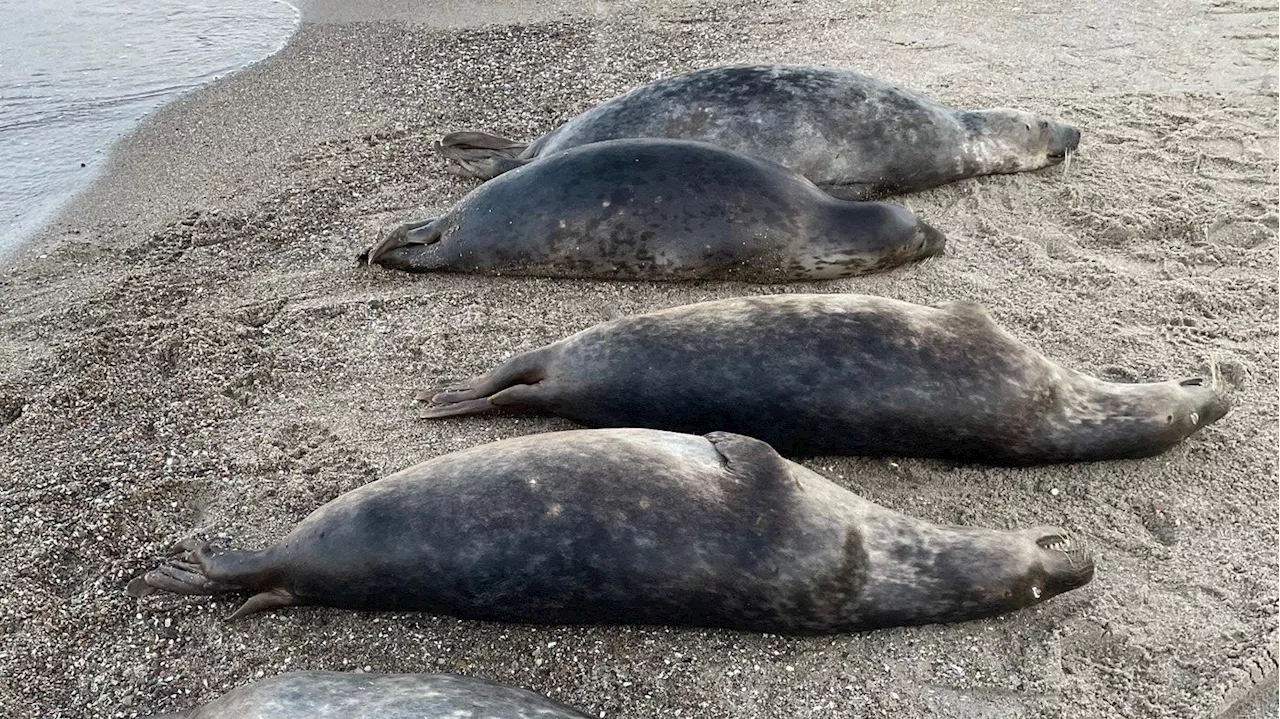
top-left (420, 295), bottom-right (1230, 464)
top-left (144, 671), bottom-right (596, 718)
top-left (362, 138), bottom-right (945, 281)
top-left (128, 429), bottom-right (1093, 632)
top-left (438, 65), bottom-right (1081, 199)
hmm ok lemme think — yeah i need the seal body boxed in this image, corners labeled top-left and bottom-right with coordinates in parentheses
top-left (146, 671), bottom-right (596, 719)
top-left (438, 65), bottom-right (1082, 199)
top-left (130, 429), bottom-right (1093, 632)
top-left (421, 295), bottom-right (1230, 464)
top-left (364, 139), bottom-right (945, 282)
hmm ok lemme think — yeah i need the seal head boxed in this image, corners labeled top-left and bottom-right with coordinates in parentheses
top-left (962, 108), bottom-right (1082, 172)
top-left (1028, 375), bottom-right (1231, 462)
top-left (856, 523), bottom-right (1094, 628)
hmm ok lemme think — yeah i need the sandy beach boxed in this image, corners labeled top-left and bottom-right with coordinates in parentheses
top-left (0, 0), bottom-right (1276, 717)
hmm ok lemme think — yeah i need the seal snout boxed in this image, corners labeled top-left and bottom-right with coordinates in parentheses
top-left (1047, 124), bottom-right (1082, 161)
top-left (1176, 376), bottom-right (1231, 429)
top-left (1030, 527), bottom-right (1095, 599)
top-left (914, 221), bottom-right (948, 258)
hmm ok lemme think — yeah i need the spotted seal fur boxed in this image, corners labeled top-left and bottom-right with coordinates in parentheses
top-left (128, 429), bottom-right (1093, 632)
top-left (438, 65), bottom-right (1081, 199)
top-left (420, 295), bottom-right (1230, 464)
top-left (362, 138), bottom-right (944, 281)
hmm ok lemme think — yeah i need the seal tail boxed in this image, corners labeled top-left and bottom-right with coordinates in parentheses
top-left (360, 216), bottom-right (442, 266)
top-left (126, 538), bottom-right (296, 620)
top-left (418, 347), bottom-right (551, 418)
top-left (436, 131), bottom-right (531, 180)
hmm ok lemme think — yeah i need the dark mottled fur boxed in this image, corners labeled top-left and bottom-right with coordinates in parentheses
top-left (148, 672), bottom-right (597, 719)
top-left (438, 65), bottom-right (1081, 199)
top-left (364, 139), bottom-right (944, 281)
top-left (421, 295), bottom-right (1230, 464)
top-left (130, 430), bottom-right (1093, 633)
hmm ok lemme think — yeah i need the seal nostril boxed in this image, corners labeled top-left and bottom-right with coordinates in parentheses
top-left (1179, 378), bottom-right (1204, 387)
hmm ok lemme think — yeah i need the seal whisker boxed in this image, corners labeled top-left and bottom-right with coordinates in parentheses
top-left (1060, 530), bottom-right (1087, 570)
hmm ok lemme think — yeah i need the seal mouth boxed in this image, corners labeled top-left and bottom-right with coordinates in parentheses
top-left (1036, 532), bottom-right (1078, 552)
top-left (915, 221), bottom-right (948, 258)
top-left (1031, 528), bottom-right (1095, 598)
top-left (1045, 126), bottom-right (1082, 163)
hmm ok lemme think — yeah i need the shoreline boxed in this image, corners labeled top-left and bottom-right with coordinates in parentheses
top-left (0, 1), bottom-right (1275, 717)
top-left (0, 0), bottom-right (300, 263)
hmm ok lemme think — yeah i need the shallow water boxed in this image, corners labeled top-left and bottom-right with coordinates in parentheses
top-left (0, 0), bottom-right (299, 258)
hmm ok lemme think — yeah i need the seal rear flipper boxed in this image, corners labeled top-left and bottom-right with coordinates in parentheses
top-left (417, 347), bottom-right (552, 417)
top-left (130, 539), bottom-right (278, 601)
top-left (419, 384), bottom-right (545, 419)
top-left (138, 558), bottom-right (238, 595)
top-left (361, 216), bottom-right (443, 266)
top-left (436, 131), bottom-right (531, 180)
top-left (418, 397), bottom-right (502, 418)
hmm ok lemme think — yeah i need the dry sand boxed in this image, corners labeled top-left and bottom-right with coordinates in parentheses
top-left (0, 0), bottom-right (1276, 717)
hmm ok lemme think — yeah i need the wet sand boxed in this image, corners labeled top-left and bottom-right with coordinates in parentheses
top-left (0, 0), bottom-right (1276, 717)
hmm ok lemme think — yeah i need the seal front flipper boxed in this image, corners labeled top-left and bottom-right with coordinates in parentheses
top-left (704, 431), bottom-right (796, 489)
top-left (418, 346), bottom-right (553, 418)
top-left (705, 431), bottom-right (783, 471)
top-left (818, 182), bottom-right (881, 201)
top-left (436, 131), bottom-right (531, 180)
top-left (229, 588), bottom-right (296, 620)
top-left (361, 216), bottom-right (442, 266)
top-left (938, 299), bottom-right (999, 328)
